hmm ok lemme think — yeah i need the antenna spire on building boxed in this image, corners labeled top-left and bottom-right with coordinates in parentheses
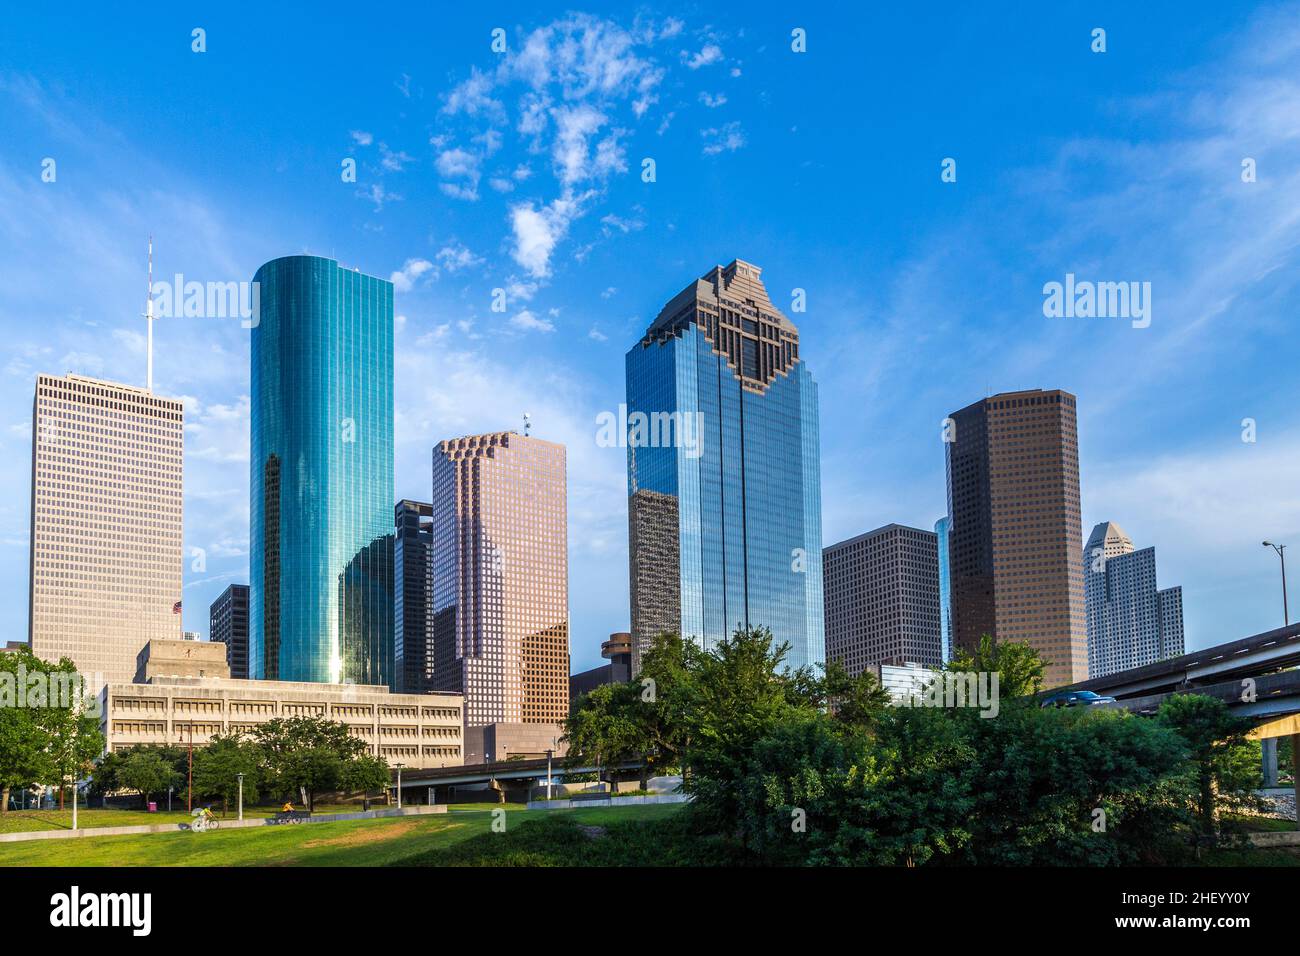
top-left (144, 236), bottom-right (155, 392)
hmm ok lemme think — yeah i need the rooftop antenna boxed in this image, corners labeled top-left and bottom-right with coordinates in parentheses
top-left (144, 235), bottom-right (155, 392)
top-left (523, 412), bottom-right (532, 437)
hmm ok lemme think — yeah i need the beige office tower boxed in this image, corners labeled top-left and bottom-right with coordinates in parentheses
top-left (945, 388), bottom-right (1087, 687)
top-left (29, 374), bottom-right (184, 692)
top-left (431, 431), bottom-right (569, 727)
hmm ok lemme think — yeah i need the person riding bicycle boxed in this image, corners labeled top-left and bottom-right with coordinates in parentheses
top-left (282, 801), bottom-right (294, 813)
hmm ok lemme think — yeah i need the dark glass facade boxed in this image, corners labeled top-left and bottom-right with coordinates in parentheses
top-left (626, 259), bottom-right (824, 672)
top-left (209, 583), bottom-right (250, 680)
top-left (394, 499), bottom-right (434, 694)
top-left (250, 255), bottom-right (394, 685)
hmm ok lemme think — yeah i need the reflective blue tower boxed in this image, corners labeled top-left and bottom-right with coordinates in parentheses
top-left (935, 516), bottom-right (953, 664)
top-left (625, 259), bottom-right (824, 673)
top-left (250, 256), bottom-right (394, 685)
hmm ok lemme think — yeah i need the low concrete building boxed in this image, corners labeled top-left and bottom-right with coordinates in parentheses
top-left (101, 675), bottom-right (464, 770)
top-left (869, 660), bottom-right (941, 705)
top-left (135, 638), bottom-right (230, 683)
top-left (568, 632), bottom-right (634, 711)
top-left (463, 722), bottom-right (566, 765)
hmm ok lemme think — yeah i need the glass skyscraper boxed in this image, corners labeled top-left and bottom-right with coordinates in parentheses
top-left (625, 259), bottom-right (824, 673)
top-left (934, 516), bottom-right (953, 664)
top-left (250, 255), bottom-right (394, 685)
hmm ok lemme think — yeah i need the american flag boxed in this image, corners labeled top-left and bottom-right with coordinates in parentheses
top-left (172, 600), bottom-right (182, 615)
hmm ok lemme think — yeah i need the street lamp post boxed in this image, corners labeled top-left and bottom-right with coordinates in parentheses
top-left (167, 785), bottom-right (173, 812)
top-left (394, 764), bottom-right (405, 809)
top-left (71, 776), bottom-right (77, 832)
top-left (237, 772), bottom-right (244, 821)
top-left (1263, 541), bottom-right (1290, 625)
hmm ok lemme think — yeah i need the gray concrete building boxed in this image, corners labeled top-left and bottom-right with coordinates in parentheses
top-left (105, 641), bottom-right (463, 769)
top-left (1084, 521), bottom-right (1185, 679)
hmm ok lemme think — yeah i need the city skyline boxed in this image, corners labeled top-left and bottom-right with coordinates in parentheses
top-left (3, 5), bottom-right (1300, 674)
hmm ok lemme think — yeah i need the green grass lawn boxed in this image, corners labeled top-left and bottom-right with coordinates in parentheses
top-left (0, 803), bottom-right (679, 867)
top-left (4, 802), bottom-right (1298, 867)
top-left (0, 802), bottom-right (389, 834)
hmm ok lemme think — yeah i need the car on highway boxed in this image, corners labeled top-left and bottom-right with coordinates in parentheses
top-left (1038, 689), bottom-right (1118, 708)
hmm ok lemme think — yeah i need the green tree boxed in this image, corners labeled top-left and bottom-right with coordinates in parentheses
top-left (819, 659), bottom-right (892, 734)
top-left (1157, 693), bottom-right (1265, 840)
top-left (676, 626), bottom-right (820, 841)
top-left (118, 750), bottom-right (182, 808)
top-left (192, 734), bottom-right (260, 816)
top-left (22, 652), bottom-right (103, 809)
top-left (0, 648), bottom-right (47, 813)
top-left (947, 633), bottom-right (1045, 699)
top-left (340, 754), bottom-right (392, 796)
top-left (563, 682), bottom-right (644, 789)
top-left (253, 716), bottom-right (376, 811)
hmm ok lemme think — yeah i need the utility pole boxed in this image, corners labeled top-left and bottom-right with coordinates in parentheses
top-left (182, 722), bottom-right (193, 812)
top-left (237, 773), bottom-right (244, 821)
top-left (1263, 541), bottom-right (1289, 625)
top-left (394, 763), bottom-right (405, 809)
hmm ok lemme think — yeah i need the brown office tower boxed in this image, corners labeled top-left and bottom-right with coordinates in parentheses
top-left (29, 374), bottom-right (184, 692)
top-left (945, 388), bottom-right (1086, 687)
top-left (431, 432), bottom-right (570, 726)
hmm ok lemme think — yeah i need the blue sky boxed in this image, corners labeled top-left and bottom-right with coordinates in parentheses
top-left (2, 2), bottom-right (1298, 671)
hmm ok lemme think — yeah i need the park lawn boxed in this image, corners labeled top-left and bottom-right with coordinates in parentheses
top-left (0, 804), bottom-right (673, 867)
top-left (0, 803), bottom-right (376, 834)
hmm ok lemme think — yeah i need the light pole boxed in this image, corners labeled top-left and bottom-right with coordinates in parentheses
top-left (546, 737), bottom-right (556, 800)
top-left (167, 785), bottom-right (173, 812)
top-left (1263, 541), bottom-right (1290, 625)
top-left (394, 764), bottom-right (405, 809)
top-left (236, 772), bottom-right (244, 821)
top-left (71, 776), bottom-right (77, 832)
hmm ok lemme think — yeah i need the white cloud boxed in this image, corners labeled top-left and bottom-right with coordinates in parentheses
top-left (699, 91), bottom-right (727, 108)
top-left (508, 192), bottom-right (588, 278)
top-left (389, 258), bottom-right (434, 292)
top-left (380, 144), bottom-right (414, 171)
top-left (588, 326), bottom-right (608, 341)
top-left (435, 243), bottom-right (484, 273)
top-left (442, 67), bottom-right (502, 118)
top-left (350, 130), bottom-right (373, 146)
top-left (510, 309), bottom-right (556, 333)
top-left (435, 147), bottom-right (481, 200)
top-left (682, 43), bottom-right (722, 69)
top-left (701, 120), bottom-right (745, 155)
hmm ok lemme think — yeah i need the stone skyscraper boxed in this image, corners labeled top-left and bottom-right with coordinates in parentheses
top-left (945, 388), bottom-right (1086, 687)
top-left (624, 259), bottom-right (824, 673)
top-left (431, 432), bottom-right (569, 727)
top-left (1084, 521), bottom-right (1185, 678)
top-left (29, 374), bottom-right (183, 690)
top-left (250, 255), bottom-right (394, 685)
top-left (823, 524), bottom-right (943, 676)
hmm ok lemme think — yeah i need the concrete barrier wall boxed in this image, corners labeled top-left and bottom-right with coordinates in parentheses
top-left (526, 793), bottom-right (690, 811)
top-left (0, 803), bottom-right (448, 844)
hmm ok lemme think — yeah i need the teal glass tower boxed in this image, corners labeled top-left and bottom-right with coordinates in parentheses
top-left (250, 256), bottom-right (395, 686)
top-left (625, 259), bottom-right (824, 673)
top-left (935, 516), bottom-right (953, 664)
